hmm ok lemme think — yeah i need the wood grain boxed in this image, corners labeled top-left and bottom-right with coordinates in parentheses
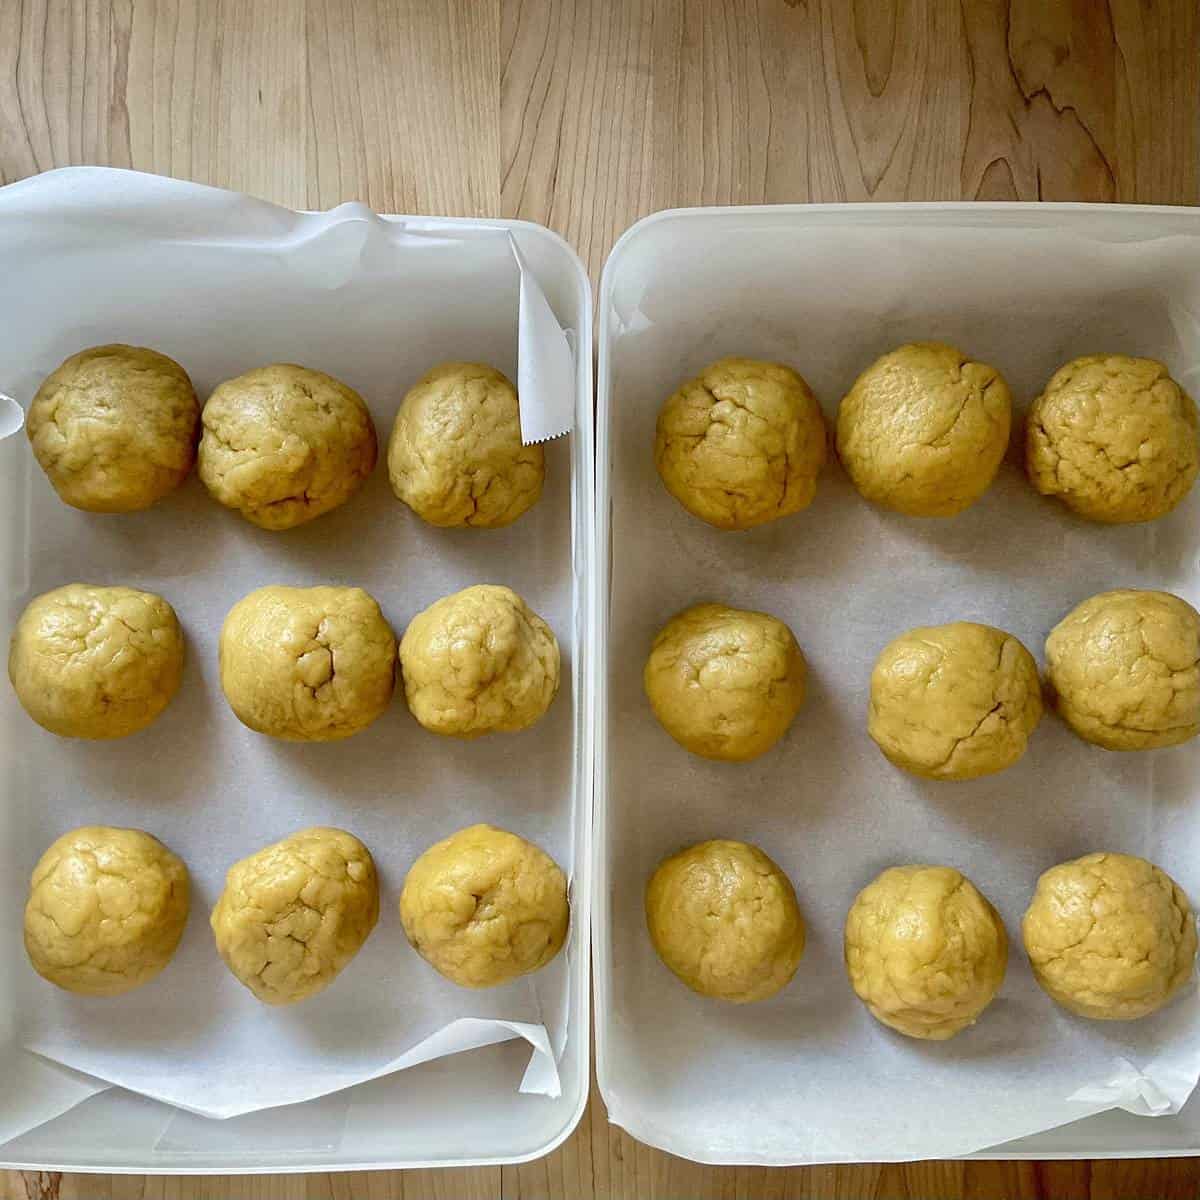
top-left (2, 0), bottom-right (1199, 1197)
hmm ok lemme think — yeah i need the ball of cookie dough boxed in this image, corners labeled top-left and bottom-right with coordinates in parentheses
top-left (211, 826), bottom-right (378, 1005)
top-left (399, 823), bottom-right (568, 988)
top-left (219, 585), bottom-right (396, 741)
top-left (387, 362), bottom-right (544, 528)
top-left (643, 603), bottom-right (806, 762)
top-left (654, 357), bottom-right (827, 530)
top-left (398, 584), bottom-right (559, 737)
top-left (1026, 355), bottom-right (1199, 524)
top-left (24, 826), bottom-right (189, 996)
top-left (9, 583), bottom-right (185, 739)
top-left (836, 342), bottom-right (1012, 517)
top-left (1046, 589), bottom-right (1200, 751)
top-left (27, 344), bottom-right (199, 513)
top-left (869, 622), bottom-right (1043, 780)
top-left (1023, 852), bottom-right (1196, 1020)
top-left (645, 839), bottom-right (805, 1003)
top-left (845, 864), bottom-right (1007, 1040)
top-left (198, 363), bottom-right (377, 530)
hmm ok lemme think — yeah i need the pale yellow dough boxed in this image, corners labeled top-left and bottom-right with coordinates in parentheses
top-left (1026, 354), bottom-right (1199, 524)
top-left (211, 826), bottom-right (379, 1005)
top-left (844, 864), bottom-right (1007, 1040)
top-left (199, 363), bottom-right (377, 530)
top-left (645, 839), bottom-right (805, 1003)
top-left (9, 583), bottom-right (185, 739)
top-left (1046, 589), bottom-right (1200, 751)
top-left (1023, 852), bottom-right (1196, 1021)
top-left (399, 823), bottom-right (568, 988)
top-left (399, 584), bottom-right (559, 737)
top-left (643, 603), bottom-right (806, 762)
top-left (387, 362), bottom-right (544, 528)
top-left (219, 585), bottom-right (396, 741)
top-left (868, 621), bottom-right (1043, 780)
top-left (654, 357), bottom-right (827, 530)
top-left (27, 344), bottom-right (199, 513)
top-left (24, 826), bottom-right (189, 996)
top-left (836, 342), bottom-right (1012, 517)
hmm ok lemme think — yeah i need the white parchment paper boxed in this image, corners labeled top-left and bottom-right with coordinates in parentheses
top-left (601, 207), bottom-right (1200, 1163)
top-left (0, 168), bottom-right (580, 1138)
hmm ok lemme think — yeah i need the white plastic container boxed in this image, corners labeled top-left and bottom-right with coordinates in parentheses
top-left (0, 169), bottom-right (593, 1173)
top-left (595, 203), bottom-right (1200, 1165)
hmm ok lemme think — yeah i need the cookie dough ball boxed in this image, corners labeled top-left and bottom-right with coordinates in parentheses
top-left (869, 622), bottom-right (1043, 780)
top-left (646, 839), bottom-right (805, 1003)
top-left (837, 342), bottom-right (1011, 517)
top-left (1046, 589), bottom-right (1200, 751)
top-left (654, 357), bottom-right (826, 530)
top-left (1027, 355), bottom-right (1199, 524)
top-left (199, 363), bottom-right (377, 530)
top-left (399, 584), bottom-right (559, 737)
top-left (24, 826), bottom-right (189, 996)
top-left (387, 362), bottom-right (544, 528)
top-left (1023, 852), bottom-right (1196, 1020)
top-left (845, 865), bottom-right (1007, 1040)
top-left (643, 603), bottom-right (806, 762)
top-left (27, 344), bottom-right (199, 513)
top-left (211, 827), bottom-right (378, 1005)
top-left (399, 824), bottom-right (568, 988)
top-left (219, 585), bottom-right (396, 741)
top-left (9, 584), bottom-right (185, 739)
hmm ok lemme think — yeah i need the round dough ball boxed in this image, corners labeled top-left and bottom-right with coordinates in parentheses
top-left (27, 344), bottom-right (199, 513)
top-left (643, 603), bottom-right (806, 762)
top-left (399, 584), bottom-right (559, 737)
top-left (387, 362), bottom-right (544, 528)
top-left (24, 826), bottom-right (189, 996)
top-left (645, 839), bottom-right (805, 1003)
top-left (1026, 355), bottom-right (1199, 524)
top-left (9, 583), bottom-right (185, 739)
top-left (1023, 852), bottom-right (1196, 1020)
top-left (837, 342), bottom-right (1011, 517)
top-left (1046, 589), bottom-right (1200, 751)
top-left (219, 585), bottom-right (396, 742)
top-left (399, 823), bottom-right (568, 988)
top-left (211, 826), bottom-right (379, 1005)
top-left (654, 357), bottom-right (826, 530)
top-left (198, 363), bottom-right (377, 530)
top-left (869, 622), bottom-right (1043, 780)
top-left (844, 864), bottom-right (1007, 1040)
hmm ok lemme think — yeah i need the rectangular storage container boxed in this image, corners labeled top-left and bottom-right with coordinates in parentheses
top-left (0, 168), bottom-right (593, 1174)
top-left (595, 203), bottom-right (1200, 1165)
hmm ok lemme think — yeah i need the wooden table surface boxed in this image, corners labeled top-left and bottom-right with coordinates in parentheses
top-left (3, 1), bottom-right (1199, 1196)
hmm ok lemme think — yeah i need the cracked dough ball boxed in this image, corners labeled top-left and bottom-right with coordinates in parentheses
top-left (211, 826), bottom-right (379, 1005)
top-left (869, 622), bottom-right (1043, 780)
top-left (643, 603), bottom-right (806, 762)
top-left (844, 865), bottom-right (1007, 1040)
top-left (654, 357), bottom-right (826, 530)
top-left (399, 584), bottom-right (559, 737)
top-left (198, 363), bottom-right (377, 530)
top-left (24, 826), bottom-right (189, 996)
top-left (219, 585), bottom-right (396, 741)
top-left (836, 342), bottom-right (1012, 517)
top-left (387, 362), bottom-right (544, 528)
top-left (27, 344), bottom-right (199, 513)
top-left (1045, 589), bottom-right (1200, 751)
top-left (1023, 852), bottom-right (1196, 1020)
top-left (645, 839), bottom-right (805, 1003)
top-left (9, 583), bottom-right (185, 739)
top-left (399, 823), bottom-right (568, 988)
top-left (1026, 355), bottom-right (1199, 524)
